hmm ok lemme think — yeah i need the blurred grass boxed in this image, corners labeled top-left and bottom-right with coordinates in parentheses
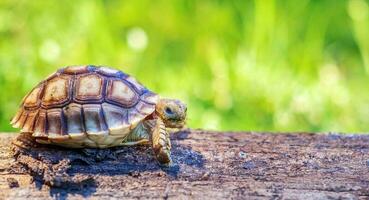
top-left (0, 0), bottom-right (368, 132)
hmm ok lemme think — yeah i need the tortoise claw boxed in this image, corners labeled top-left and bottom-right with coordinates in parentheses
top-left (154, 147), bottom-right (172, 166)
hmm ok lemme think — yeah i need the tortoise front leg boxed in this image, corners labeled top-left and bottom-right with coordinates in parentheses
top-left (151, 118), bottom-right (172, 166)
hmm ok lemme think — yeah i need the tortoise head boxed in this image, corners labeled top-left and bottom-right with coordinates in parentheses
top-left (156, 98), bottom-right (187, 128)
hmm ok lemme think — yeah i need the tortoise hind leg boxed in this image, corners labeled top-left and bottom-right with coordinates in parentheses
top-left (12, 132), bottom-right (39, 149)
top-left (151, 118), bottom-right (172, 166)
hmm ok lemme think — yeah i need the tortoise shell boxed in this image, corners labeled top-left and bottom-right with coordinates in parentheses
top-left (11, 65), bottom-right (159, 148)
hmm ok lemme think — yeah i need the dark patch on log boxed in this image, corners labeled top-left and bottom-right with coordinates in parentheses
top-left (0, 130), bottom-right (369, 199)
top-left (6, 177), bottom-right (19, 188)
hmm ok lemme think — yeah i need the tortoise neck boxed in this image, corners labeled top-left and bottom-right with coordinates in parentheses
top-left (145, 112), bottom-right (161, 121)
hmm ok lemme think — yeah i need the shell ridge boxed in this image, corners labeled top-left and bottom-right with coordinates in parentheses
top-left (87, 65), bottom-right (97, 72)
top-left (60, 106), bottom-right (67, 136)
top-left (99, 104), bottom-right (109, 134)
top-left (141, 98), bottom-right (156, 106)
top-left (104, 98), bottom-right (140, 109)
top-left (117, 71), bottom-right (128, 79)
top-left (22, 110), bottom-right (39, 133)
top-left (64, 75), bottom-right (76, 135)
top-left (101, 75), bottom-right (107, 100)
top-left (118, 108), bottom-right (129, 127)
top-left (80, 104), bottom-right (86, 134)
top-left (23, 83), bottom-right (45, 110)
top-left (124, 108), bottom-right (129, 125)
top-left (20, 111), bottom-right (29, 129)
top-left (38, 83), bottom-right (46, 107)
top-left (33, 110), bottom-right (40, 132)
top-left (133, 106), bottom-right (148, 117)
top-left (11, 108), bottom-right (24, 126)
top-left (70, 74), bottom-right (76, 103)
top-left (140, 91), bottom-right (159, 106)
top-left (123, 77), bottom-right (143, 95)
top-left (44, 109), bottom-right (49, 136)
top-left (45, 72), bottom-right (59, 82)
top-left (32, 109), bottom-right (47, 137)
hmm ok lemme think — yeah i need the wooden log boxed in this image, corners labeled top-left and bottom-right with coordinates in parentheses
top-left (0, 130), bottom-right (369, 199)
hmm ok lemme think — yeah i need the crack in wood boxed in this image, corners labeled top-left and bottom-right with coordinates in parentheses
top-left (0, 131), bottom-right (368, 199)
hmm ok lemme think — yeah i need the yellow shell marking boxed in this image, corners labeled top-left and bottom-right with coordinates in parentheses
top-left (24, 86), bottom-right (42, 107)
top-left (77, 74), bottom-right (102, 97)
top-left (43, 78), bottom-right (68, 103)
top-left (110, 80), bottom-right (137, 105)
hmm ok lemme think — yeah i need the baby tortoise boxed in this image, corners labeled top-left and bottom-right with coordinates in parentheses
top-left (11, 65), bottom-right (187, 166)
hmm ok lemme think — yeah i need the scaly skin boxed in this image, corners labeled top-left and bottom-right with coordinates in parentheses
top-left (151, 118), bottom-right (171, 165)
top-left (123, 98), bottom-right (187, 166)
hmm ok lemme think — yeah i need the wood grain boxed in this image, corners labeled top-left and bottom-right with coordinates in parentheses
top-left (0, 130), bottom-right (369, 200)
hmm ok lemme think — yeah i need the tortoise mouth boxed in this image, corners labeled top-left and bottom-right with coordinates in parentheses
top-left (166, 118), bottom-right (186, 128)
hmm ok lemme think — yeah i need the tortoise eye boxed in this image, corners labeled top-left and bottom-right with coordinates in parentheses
top-left (165, 107), bottom-right (174, 115)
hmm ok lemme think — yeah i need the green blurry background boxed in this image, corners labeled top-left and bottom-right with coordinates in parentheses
top-left (0, 0), bottom-right (368, 133)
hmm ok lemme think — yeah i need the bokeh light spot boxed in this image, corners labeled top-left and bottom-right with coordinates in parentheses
top-left (348, 0), bottom-right (369, 21)
top-left (39, 39), bottom-right (60, 63)
top-left (126, 27), bottom-right (148, 52)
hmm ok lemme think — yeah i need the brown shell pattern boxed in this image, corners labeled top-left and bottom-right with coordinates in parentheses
top-left (11, 65), bottom-right (158, 139)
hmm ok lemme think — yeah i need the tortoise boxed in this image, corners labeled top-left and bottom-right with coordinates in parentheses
top-left (11, 65), bottom-right (187, 165)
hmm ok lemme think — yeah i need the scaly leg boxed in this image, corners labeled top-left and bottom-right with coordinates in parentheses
top-left (151, 118), bottom-right (172, 165)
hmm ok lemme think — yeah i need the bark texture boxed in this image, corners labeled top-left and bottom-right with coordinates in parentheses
top-left (0, 130), bottom-right (369, 200)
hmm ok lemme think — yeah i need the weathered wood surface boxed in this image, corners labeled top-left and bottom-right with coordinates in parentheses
top-left (1, 130), bottom-right (369, 200)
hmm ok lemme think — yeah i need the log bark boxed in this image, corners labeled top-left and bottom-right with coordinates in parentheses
top-left (1, 130), bottom-right (369, 200)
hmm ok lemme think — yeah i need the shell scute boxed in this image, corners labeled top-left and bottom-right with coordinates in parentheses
top-left (128, 109), bottom-right (146, 128)
top-left (140, 92), bottom-right (159, 105)
top-left (106, 79), bottom-right (139, 107)
top-left (102, 103), bottom-right (128, 129)
top-left (21, 110), bottom-right (39, 133)
top-left (46, 108), bottom-right (66, 137)
top-left (14, 110), bottom-right (27, 129)
top-left (63, 65), bottom-right (89, 75)
top-left (42, 75), bottom-right (72, 108)
top-left (126, 76), bottom-right (145, 94)
top-left (82, 104), bottom-right (108, 135)
top-left (135, 101), bottom-right (156, 115)
top-left (74, 73), bottom-right (104, 103)
top-left (32, 109), bottom-right (47, 137)
top-left (23, 85), bottom-right (44, 109)
top-left (63, 103), bottom-right (85, 135)
top-left (96, 66), bottom-right (121, 77)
